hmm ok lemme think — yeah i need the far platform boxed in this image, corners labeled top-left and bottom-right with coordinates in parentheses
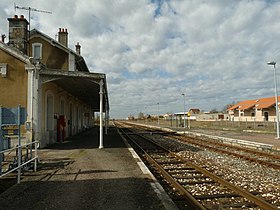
top-left (135, 121), bottom-right (280, 151)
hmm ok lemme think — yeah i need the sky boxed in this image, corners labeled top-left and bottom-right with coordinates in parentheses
top-left (1, 0), bottom-right (280, 119)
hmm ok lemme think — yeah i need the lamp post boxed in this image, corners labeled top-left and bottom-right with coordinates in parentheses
top-left (267, 61), bottom-right (280, 139)
top-left (157, 102), bottom-right (160, 126)
top-left (145, 106), bottom-right (147, 125)
top-left (182, 94), bottom-right (186, 129)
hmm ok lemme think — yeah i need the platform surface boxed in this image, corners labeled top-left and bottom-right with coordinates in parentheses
top-left (0, 126), bottom-right (174, 210)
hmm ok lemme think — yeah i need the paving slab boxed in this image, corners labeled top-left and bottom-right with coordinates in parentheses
top-left (0, 126), bottom-right (177, 210)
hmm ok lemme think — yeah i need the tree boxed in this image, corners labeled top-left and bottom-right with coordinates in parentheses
top-left (223, 101), bottom-right (238, 112)
top-left (210, 108), bottom-right (218, 113)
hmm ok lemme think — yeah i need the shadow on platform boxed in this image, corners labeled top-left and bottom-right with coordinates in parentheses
top-left (45, 126), bottom-right (126, 150)
top-left (0, 177), bottom-right (164, 210)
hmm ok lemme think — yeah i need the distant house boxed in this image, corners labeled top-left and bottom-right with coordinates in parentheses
top-left (163, 113), bottom-right (172, 120)
top-left (189, 109), bottom-right (200, 115)
top-left (196, 112), bottom-right (228, 121)
top-left (228, 96), bottom-right (279, 122)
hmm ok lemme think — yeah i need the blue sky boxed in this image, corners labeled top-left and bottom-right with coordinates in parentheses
top-left (1, 0), bottom-right (280, 118)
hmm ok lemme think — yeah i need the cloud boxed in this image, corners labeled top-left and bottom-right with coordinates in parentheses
top-left (1, 0), bottom-right (280, 118)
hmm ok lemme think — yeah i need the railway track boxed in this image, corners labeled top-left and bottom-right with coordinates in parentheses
top-left (123, 121), bottom-right (280, 170)
top-left (172, 135), bottom-right (280, 169)
top-left (115, 121), bottom-right (279, 210)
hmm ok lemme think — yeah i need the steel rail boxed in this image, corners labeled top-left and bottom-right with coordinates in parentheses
top-left (144, 135), bottom-right (278, 210)
top-left (174, 136), bottom-right (280, 169)
top-left (117, 125), bottom-right (206, 210)
top-left (178, 135), bottom-right (280, 159)
top-left (170, 151), bottom-right (277, 210)
top-left (127, 122), bottom-right (280, 168)
top-left (116, 121), bottom-right (278, 210)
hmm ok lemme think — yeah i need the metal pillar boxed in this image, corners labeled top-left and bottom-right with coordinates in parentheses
top-left (157, 102), bottom-right (159, 126)
top-left (99, 79), bottom-right (104, 149)
top-left (34, 64), bottom-right (42, 146)
top-left (268, 61), bottom-right (280, 139)
top-left (17, 106), bottom-right (22, 184)
top-left (26, 63), bottom-right (41, 146)
top-left (182, 94), bottom-right (186, 129)
top-left (273, 64), bottom-right (280, 139)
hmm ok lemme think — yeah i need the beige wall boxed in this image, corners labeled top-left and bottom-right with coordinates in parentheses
top-left (0, 50), bottom-right (28, 107)
top-left (30, 37), bottom-right (69, 70)
top-left (255, 109), bottom-right (263, 121)
top-left (1, 37), bottom-right (96, 148)
top-left (40, 81), bottom-right (94, 146)
top-left (230, 107), bottom-right (278, 122)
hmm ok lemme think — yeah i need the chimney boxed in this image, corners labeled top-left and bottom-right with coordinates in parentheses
top-left (75, 42), bottom-right (81, 55)
top-left (7, 15), bottom-right (29, 54)
top-left (1, 34), bottom-right (6, 43)
top-left (58, 28), bottom-right (68, 47)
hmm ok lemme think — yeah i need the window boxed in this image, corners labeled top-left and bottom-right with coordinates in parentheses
top-left (251, 112), bottom-right (255, 117)
top-left (0, 63), bottom-right (7, 77)
top-left (32, 43), bottom-right (42, 59)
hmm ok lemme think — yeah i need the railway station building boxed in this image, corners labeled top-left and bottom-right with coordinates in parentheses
top-left (0, 15), bottom-right (109, 148)
top-left (228, 96), bottom-right (279, 122)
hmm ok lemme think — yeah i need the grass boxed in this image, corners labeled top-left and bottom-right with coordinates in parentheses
top-left (130, 119), bottom-right (277, 135)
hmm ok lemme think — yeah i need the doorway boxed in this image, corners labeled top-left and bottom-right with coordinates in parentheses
top-left (264, 111), bottom-right (269, 121)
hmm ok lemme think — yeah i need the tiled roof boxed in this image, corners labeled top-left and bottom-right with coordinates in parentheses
top-left (228, 96), bottom-right (280, 110)
top-left (228, 99), bottom-right (256, 110)
top-left (189, 109), bottom-right (200, 112)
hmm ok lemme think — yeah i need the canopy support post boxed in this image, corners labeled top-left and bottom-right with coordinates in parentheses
top-left (99, 79), bottom-right (104, 149)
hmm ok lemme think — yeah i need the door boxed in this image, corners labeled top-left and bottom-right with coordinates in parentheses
top-left (264, 112), bottom-right (269, 121)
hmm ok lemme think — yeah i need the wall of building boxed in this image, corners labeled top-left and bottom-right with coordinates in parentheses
top-left (30, 37), bottom-right (69, 70)
top-left (230, 107), bottom-right (279, 122)
top-left (0, 50), bottom-right (28, 107)
top-left (196, 113), bottom-right (229, 121)
top-left (40, 81), bottom-right (94, 147)
top-left (255, 109), bottom-right (263, 121)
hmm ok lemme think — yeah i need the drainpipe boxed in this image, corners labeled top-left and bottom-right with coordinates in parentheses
top-left (30, 66), bottom-right (35, 138)
top-left (105, 109), bottom-right (108, 135)
top-left (99, 79), bottom-right (104, 149)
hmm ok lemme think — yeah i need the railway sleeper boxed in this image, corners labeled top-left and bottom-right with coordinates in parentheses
top-left (194, 193), bottom-right (241, 200)
top-left (205, 201), bottom-right (257, 209)
top-left (166, 167), bottom-right (196, 171)
top-left (173, 174), bottom-right (208, 179)
top-left (156, 160), bottom-right (184, 165)
top-left (168, 170), bottom-right (202, 174)
top-left (179, 180), bottom-right (216, 185)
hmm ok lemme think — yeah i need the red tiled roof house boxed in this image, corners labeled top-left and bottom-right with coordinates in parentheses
top-left (228, 96), bottom-right (280, 122)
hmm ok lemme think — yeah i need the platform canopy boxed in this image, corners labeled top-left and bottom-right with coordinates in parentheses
top-left (39, 69), bottom-right (109, 112)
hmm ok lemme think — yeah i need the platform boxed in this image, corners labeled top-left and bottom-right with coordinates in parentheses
top-left (0, 126), bottom-right (177, 210)
top-left (141, 122), bottom-right (280, 151)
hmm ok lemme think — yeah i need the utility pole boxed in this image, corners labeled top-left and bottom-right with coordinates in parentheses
top-left (182, 93), bottom-right (186, 130)
top-left (157, 102), bottom-right (160, 126)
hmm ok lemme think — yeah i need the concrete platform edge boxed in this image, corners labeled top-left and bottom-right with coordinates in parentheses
top-left (115, 125), bottom-right (179, 210)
